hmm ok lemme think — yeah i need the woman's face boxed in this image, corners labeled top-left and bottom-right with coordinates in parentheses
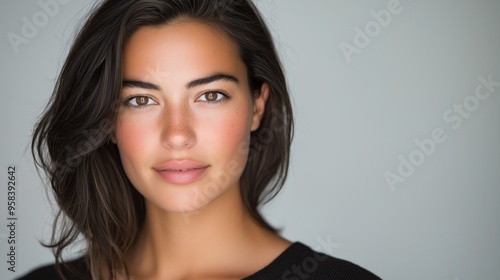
top-left (113, 21), bottom-right (268, 213)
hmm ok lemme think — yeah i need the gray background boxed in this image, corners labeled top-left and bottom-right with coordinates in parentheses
top-left (1, 0), bottom-right (500, 279)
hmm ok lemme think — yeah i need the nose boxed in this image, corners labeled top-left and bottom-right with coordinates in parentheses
top-left (160, 104), bottom-right (196, 150)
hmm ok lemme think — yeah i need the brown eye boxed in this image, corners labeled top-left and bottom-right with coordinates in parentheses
top-left (135, 96), bottom-right (148, 106)
top-left (205, 92), bottom-right (217, 102)
top-left (197, 91), bottom-right (227, 103)
top-left (125, 96), bottom-right (156, 107)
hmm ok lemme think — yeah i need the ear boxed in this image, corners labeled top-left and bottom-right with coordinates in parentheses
top-left (250, 82), bottom-right (270, 131)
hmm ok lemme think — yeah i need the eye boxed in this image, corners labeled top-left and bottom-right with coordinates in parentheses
top-left (197, 91), bottom-right (228, 103)
top-left (124, 96), bottom-right (157, 107)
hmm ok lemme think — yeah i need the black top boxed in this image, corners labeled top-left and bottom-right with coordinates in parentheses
top-left (17, 242), bottom-right (381, 279)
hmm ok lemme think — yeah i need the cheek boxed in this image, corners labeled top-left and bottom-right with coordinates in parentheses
top-left (114, 117), bottom-right (156, 169)
top-left (198, 106), bottom-right (252, 162)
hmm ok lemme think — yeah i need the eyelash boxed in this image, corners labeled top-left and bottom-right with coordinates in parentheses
top-left (122, 91), bottom-right (230, 109)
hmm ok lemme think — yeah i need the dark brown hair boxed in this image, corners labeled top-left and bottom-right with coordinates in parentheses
top-left (32, 0), bottom-right (293, 278)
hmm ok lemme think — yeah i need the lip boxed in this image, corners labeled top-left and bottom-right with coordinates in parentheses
top-left (154, 160), bottom-right (209, 185)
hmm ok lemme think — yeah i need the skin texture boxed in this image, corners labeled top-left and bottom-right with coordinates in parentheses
top-left (112, 21), bottom-right (290, 279)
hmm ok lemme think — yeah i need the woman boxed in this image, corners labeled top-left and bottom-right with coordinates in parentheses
top-left (21, 0), bottom-right (381, 279)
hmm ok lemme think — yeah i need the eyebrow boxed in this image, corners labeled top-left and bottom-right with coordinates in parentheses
top-left (186, 73), bottom-right (239, 88)
top-left (122, 73), bottom-right (239, 90)
top-left (122, 80), bottom-right (160, 90)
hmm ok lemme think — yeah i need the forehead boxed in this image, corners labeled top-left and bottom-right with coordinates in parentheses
top-left (122, 21), bottom-right (246, 84)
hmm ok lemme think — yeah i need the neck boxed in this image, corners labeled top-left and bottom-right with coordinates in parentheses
top-left (142, 185), bottom-right (257, 256)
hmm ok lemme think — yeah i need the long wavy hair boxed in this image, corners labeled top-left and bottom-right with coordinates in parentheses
top-left (32, 0), bottom-right (293, 278)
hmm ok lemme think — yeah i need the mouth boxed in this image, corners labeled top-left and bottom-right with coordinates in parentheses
top-left (154, 160), bottom-right (209, 185)
top-left (154, 159), bottom-right (209, 171)
top-left (162, 167), bottom-right (205, 172)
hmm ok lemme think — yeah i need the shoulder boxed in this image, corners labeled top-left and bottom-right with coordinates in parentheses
top-left (16, 256), bottom-right (90, 280)
top-left (245, 242), bottom-right (381, 280)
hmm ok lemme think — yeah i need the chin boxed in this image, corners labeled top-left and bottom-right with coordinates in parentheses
top-left (141, 179), bottom-right (229, 214)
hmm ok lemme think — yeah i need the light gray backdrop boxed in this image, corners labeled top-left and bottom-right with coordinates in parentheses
top-left (1, 0), bottom-right (499, 279)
